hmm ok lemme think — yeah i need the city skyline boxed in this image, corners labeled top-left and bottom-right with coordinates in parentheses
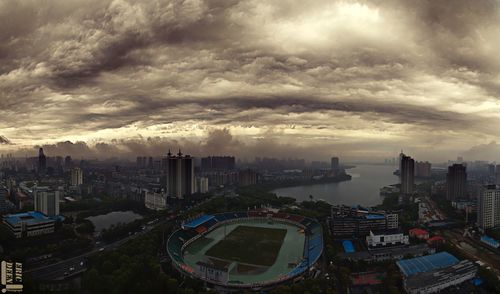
top-left (2, 1), bottom-right (500, 161)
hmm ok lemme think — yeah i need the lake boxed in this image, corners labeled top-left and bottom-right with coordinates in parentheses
top-left (86, 211), bottom-right (143, 232)
top-left (272, 164), bottom-right (399, 207)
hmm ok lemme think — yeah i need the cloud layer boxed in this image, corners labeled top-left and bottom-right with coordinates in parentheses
top-left (1, 0), bottom-right (500, 161)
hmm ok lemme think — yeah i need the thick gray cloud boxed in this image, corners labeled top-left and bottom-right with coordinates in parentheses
top-left (1, 0), bottom-right (500, 161)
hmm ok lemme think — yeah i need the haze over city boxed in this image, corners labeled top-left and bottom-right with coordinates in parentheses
top-left (2, 0), bottom-right (500, 161)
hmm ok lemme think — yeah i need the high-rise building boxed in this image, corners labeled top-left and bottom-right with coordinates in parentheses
top-left (195, 177), bottom-right (209, 194)
top-left (71, 167), bottom-right (83, 186)
top-left (488, 164), bottom-right (496, 177)
top-left (495, 165), bottom-right (500, 186)
top-left (64, 155), bottom-right (72, 169)
top-left (415, 161), bottom-right (431, 178)
top-left (0, 187), bottom-right (8, 214)
top-left (477, 185), bottom-right (500, 231)
top-left (400, 154), bottom-right (415, 194)
top-left (201, 156), bottom-right (235, 170)
top-left (331, 157), bottom-right (340, 171)
top-left (446, 164), bottom-right (467, 201)
top-left (38, 148), bottom-right (46, 174)
top-left (34, 188), bottom-right (60, 216)
top-left (238, 169), bottom-right (257, 186)
top-left (166, 150), bottom-right (194, 199)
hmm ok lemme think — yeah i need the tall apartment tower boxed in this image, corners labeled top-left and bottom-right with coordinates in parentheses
top-left (71, 167), bottom-right (83, 186)
top-left (34, 189), bottom-right (60, 216)
top-left (477, 185), bottom-right (500, 230)
top-left (446, 164), bottom-right (467, 201)
top-left (331, 157), bottom-right (340, 171)
top-left (495, 165), bottom-right (500, 186)
top-left (166, 150), bottom-right (194, 199)
top-left (38, 148), bottom-right (47, 174)
top-left (400, 154), bottom-right (415, 194)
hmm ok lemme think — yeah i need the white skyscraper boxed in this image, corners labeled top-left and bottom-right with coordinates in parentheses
top-left (71, 167), bottom-right (83, 186)
top-left (477, 185), bottom-right (500, 231)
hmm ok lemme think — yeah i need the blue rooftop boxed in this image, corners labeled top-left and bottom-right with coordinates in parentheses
top-left (183, 215), bottom-right (215, 229)
top-left (342, 240), bottom-right (355, 253)
top-left (481, 235), bottom-right (499, 248)
top-left (365, 214), bottom-right (385, 220)
top-left (3, 211), bottom-right (54, 226)
top-left (396, 252), bottom-right (459, 277)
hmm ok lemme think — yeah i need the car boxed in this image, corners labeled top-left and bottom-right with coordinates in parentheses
top-left (99, 248), bottom-right (104, 252)
top-left (69, 267), bottom-right (75, 271)
top-left (80, 261), bottom-right (84, 266)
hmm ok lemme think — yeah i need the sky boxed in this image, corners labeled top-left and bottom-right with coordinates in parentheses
top-left (1, 0), bottom-right (500, 162)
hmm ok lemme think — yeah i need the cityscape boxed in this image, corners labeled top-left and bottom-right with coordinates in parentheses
top-left (1, 1), bottom-right (500, 294)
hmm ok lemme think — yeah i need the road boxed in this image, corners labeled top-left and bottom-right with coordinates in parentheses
top-left (25, 219), bottom-right (167, 281)
top-left (425, 197), bottom-right (500, 279)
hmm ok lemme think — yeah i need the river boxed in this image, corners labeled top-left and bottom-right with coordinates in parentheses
top-left (272, 164), bottom-right (399, 207)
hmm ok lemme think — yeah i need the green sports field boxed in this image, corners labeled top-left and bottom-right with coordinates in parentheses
top-left (205, 225), bottom-right (287, 266)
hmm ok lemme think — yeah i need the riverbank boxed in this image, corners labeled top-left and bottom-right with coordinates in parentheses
top-left (258, 173), bottom-right (352, 192)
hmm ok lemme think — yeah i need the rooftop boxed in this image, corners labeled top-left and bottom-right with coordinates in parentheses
top-left (405, 260), bottom-right (476, 291)
top-left (3, 211), bottom-right (55, 226)
top-left (396, 252), bottom-right (459, 277)
top-left (183, 214), bottom-right (215, 229)
top-left (409, 228), bottom-right (428, 235)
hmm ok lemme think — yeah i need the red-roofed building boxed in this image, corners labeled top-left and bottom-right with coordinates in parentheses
top-left (427, 236), bottom-right (445, 247)
top-left (409, 228), bottom-right (429, 240)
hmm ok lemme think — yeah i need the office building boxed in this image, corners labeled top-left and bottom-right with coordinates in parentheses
top-left (331, 209), bottom-right (399, 237)
top-left (144, 191), bottom-right (167, 210)
top-left (3, 211), bottom-right (55, 238)
top-left (400, 154), bottom-right (415, 194)
top-left (38, 148), bottom-right (46, 174)
top-left (477, 185), bottom-right (500, 230)
top-left (166, 150), bottom-right (194, 199)
top-left (71, 167), bottom-right (83, 186)
top-left (366, 230), bottom-right (409, 248)
top-left (446, 164), bottom-right (467, 200)
top-left (331, 157), bottom-right (339, 171)
top-left (201, 156), bottom-right (235, 171)
top-left (34, 188), bottom-right (60, 216)
top-left (415, 161), bottom-right (431, 178)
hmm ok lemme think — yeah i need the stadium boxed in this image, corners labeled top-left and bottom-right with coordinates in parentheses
top-left (166, 211), bottom-right (323, 291)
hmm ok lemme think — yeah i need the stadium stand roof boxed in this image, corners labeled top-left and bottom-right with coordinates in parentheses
top-left (183, 214), bottom-right (215, 229)
top-left (396, 251), bottom-right (459, 277)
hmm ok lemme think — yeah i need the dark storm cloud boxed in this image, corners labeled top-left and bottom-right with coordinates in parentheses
top-left (1, 0), bottom-right (500, 161)
top-left (0, 136), bottom-right (12, 145)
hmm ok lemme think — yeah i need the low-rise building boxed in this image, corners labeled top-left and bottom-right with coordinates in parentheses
top-left (366, 230), bottom-right (409, 248)
top-left (144, 191), bottom-right (167, 211)
top-left (427, 236), bottom-right (446, 247)
top-left (404, 260), bottom-right (476, 294)
top-left (3, 211), bottom-right (55, 238)
top-left (409, 228), bottom-right (429, 240)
